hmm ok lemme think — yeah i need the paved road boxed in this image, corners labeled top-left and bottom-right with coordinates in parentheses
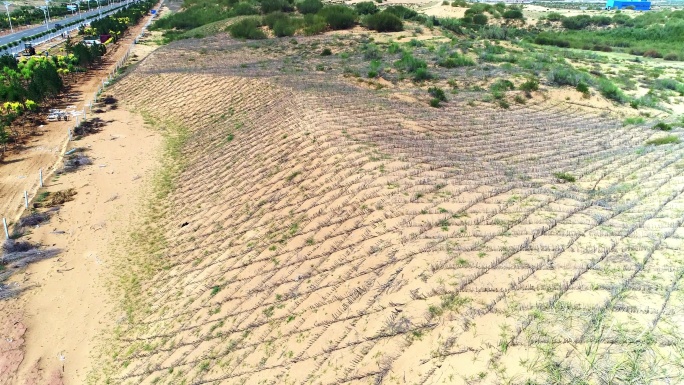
top-left (0, 0), bottom-right (136, 49)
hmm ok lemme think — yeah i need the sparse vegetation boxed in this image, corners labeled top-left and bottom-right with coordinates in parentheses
top-left (646, 135), bottom-right (680, 145)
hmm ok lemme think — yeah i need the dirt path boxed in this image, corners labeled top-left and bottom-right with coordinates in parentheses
top-left (14, 105), bottom-right (162, 385)
top-left (0, 7), bottom-right (166, 385)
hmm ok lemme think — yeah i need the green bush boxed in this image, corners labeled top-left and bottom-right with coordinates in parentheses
top-left (576, 82), bottom-right (590, 96)
top-left (519, 77), bottom-right (539, 92)
top-left (229, 18), bottom-right (267, 39)
top-left (664, 53), bottom-right (679, 61)
top-left (428, 86), bottom-right (447, 101)
top-left (319, 5), bottom-right (357, 30)
top-left (303, 14), bottom-right (327, 35)
top-left (355, 1), bottom-right (378, 15)
top-left (297, 0), bottom-right (323, 14)
top-left (472, 13), bottom-right (488, 25)
top-left (261, 0), bottom-right (294, 14)
top-left (653, 122), bottom-right (673, 131)
top-left (534, 35), bottom-right (570, 48)
top-left (553, 172), bottom-right (576, 182)
top-left (363, 43), bottom-right (382, 60)
top-left (490, 79), bottom-right (514, 92)
top-left (264, 12), bottom-right (289, 28)
top-left (437, 52), bottom-right (475, 68)
top-left (597, 78), bottom-right (627, 103)
top-left (394, 51), bottom-right (427, 72)
top-left (546, 12), bottom-right (564, 21)
top-left (413, 68), bottom-right (432, 81)
top-left (273, 18), bottom-right (300, 36)
top-left (231, 2), bottom-right (259, 16)
top-left (429, 98), bottom-right (441, 107)
top-left (562, 14), bottom-right (592, 30)
top-left (383, 5), bottom-right (417, 20)
top-left (547, 65), bottom-right (592, 87)
top-left (646, 135), bottom-right (680, 145)
top-left (502, 9), bottom-right (523, 20)
top-left (364, 11), bottom-right (403, 32)
top-left (321, 47), bottom-right (332, 56)
top-left (591, 15), bottom-right (612, 26)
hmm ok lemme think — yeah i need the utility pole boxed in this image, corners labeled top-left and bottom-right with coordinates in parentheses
top-left (44, 0), bottom-right (50, 22)
top-left (2, 1), bottom-right (12, 34)
top-left (39, 5), bottom-right (48, 31)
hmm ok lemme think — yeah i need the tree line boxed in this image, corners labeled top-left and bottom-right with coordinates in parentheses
top-left (0, 0), bottom-right (155, 155)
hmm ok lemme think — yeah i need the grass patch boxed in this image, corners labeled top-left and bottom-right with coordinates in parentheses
top-left (646, 135), bottom-right (680, 146)
top-left (553, 172), bottom-right (576, 182)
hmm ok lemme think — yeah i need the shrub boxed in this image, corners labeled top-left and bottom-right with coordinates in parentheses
top-left (273, 18), bottom-right (299, 36)
top-left (355, 1), bottom-right (378, 15)
top-left (438, 53), bottom-right (475, 68)
top-left (546, 12), bottom-right (564, 21)
top-left (3, 239), bottom-right (35, 253)
top-left (319, 5), bottom-right (357, 29)
top-left (428, 86), bottom-right (447, 101)
top-left (413, 68), bottom-right (432, 81)
top-left (562, 14), bottom-right (592, 30)
top-left (363, 43), bottom-right (382, 60)
top-left (364, 11), bottom-right (403, 32)
top-left (490, 79), bottom-right (514, 93)
top-left (643, 50), bottom-right (663, 58)
top-left (534, 35), bottom-right (570, 48)
top-left (297, 0), bottom-right (323, 14)
top-left (383, 5), bottom-right (417, 20)
top-left (429, 98), bottom-right (441, 107)
top-left (498, 99), bottom-right (510, 109)
top-left (597, 78), bottom-right (627, 103)
top-left (263, 12), bottom-right (289, 28)
top-left (303, 14), bottom-right (327, 35)
top-left (232, 2), bottom-right (259, 16)
top-left (514, 94), bottom-right (526, 104)
top-left (591, 16), bottom-right (612, 26)
top-left (472, 13), bottom-right (488, 25)
top-left (664, 53), bottom-right (679, 61)
top-left (576, 82), bottom-right (590, 95)
top-left (395, 52), bottom-right (426, 72)
top-left (653, 122), bottom-right (672, 131)
top-left (321, 48), bottom-right (332, 56)
top-left (229, 18), bottom-right (267, 39)
top-left (646, 135), bottom-right (680, 145)
top-left (439, 17), bottom-right (462, 33)
top-left (553, 172), bottom-right (576, 182)
top-left (502, 9), bottom-right (523, 20)
top-left (261, 0), bottom-right (294, 14)
top-left (519, 77), bottom-right (539, 92)
top-left (547, 66), bottom-right (592, 87)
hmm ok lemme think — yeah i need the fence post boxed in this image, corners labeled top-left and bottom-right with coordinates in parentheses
top-left (24, 191), bottom-right (28, 209)
top-left (3, 218), bottom-right (8, 240)
top-left (39, 168), bottom-right (43, 188)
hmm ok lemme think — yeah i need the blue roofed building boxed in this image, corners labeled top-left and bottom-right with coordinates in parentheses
top-left (605, 0), bottom-right (651, 10)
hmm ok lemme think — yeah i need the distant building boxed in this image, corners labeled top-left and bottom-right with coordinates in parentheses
top-left (605, 0), bottom-right (651, 10)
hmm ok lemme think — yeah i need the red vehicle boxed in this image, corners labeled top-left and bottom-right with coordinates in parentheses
top-left (100, 34), bottom-right (112, 43)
